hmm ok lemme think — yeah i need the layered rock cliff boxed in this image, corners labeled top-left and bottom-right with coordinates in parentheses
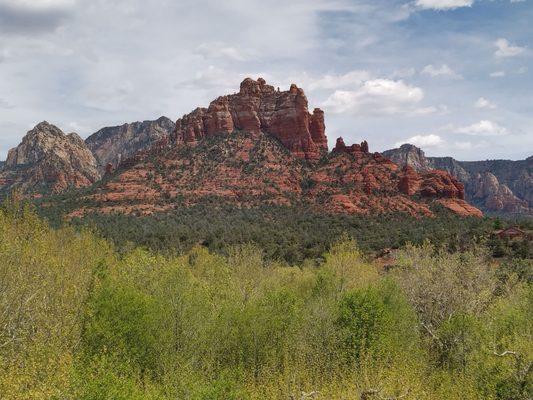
top-left (173, 78), bottom-right (328, 160)
top-left (86, 116), bottom-right (175, 171)
top-left (0, 122), bottom-right (100, 194)
top-left (383, 144), bottom-right (531, 215)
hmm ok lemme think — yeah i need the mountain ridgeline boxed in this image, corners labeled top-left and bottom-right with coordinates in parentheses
top-left (86, 116), bottom-right (175, 172)
top-left (1, 77), bottom-right (528, 219)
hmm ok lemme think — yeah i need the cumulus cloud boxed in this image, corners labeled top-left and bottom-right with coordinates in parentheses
top-left (323, 79), bottom-right (428, 116)
top-left (494, 38), bottom-right (525, 58)
top-left (421, 64), bottom-right (462, 79)
top-left (455, 120), bottom-right (508, 136)
top-left (474, 97), bottom-right (496, 109)
top-left (413, 0), bottom-right (474, 10)
top-left (394, 134), bottom-right (443, 148)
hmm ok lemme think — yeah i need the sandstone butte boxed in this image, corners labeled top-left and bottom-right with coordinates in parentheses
top-left (67, 77), bottom-right (482, 219)
top-left (173, 77), bottom-right (328, 160)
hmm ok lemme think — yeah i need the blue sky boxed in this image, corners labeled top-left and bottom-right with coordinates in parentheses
top-left (0, 0), bottom-right (531, 160)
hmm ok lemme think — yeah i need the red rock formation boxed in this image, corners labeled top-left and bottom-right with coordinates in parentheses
top-left (310, 108), bottom-right (327, 151)
top-left (436, 198), bottom-right (483, 218)
top-left (420, 170), bottom-right (465, 200)
top-left (332, 136), bottom-right (369, 155)
top-left (173, 78), bottom-right (328, 160)
top-left (70, 130), bottom-right (481, 218)
top-left (399, 165), bottom-right (465, 200)
top-left (398, 165), bottom-right (419, 196)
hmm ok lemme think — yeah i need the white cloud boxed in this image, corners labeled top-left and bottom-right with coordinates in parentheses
top-left (323, 79), bottom-right (427, 116)
top-left (414, 0), bottom-right (474, 10)
top-left (421, 64), bottom-right (462, 79)
top-left (455, 120), bottom-right (508, 136)
top-left (474, 97), bottom-right (496, 109)
top-left (305, 70), bottom-right (371, 91)
top-left (408, 104), bottom-right (449, 116)
top-left (489, 71), bottom-right (506, 78)
top-left (516, 66), bottom-right (528, 74)
top-left (195, 42), bottom-right (249, 61)
top-left (494, 38), bottom-right (525, 58)
top-left (395, 134), bottom-right (443, 148)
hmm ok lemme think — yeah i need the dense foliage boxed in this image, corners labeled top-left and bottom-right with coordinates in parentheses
top-left (1, 201), bottom-right (531, 399)
top-left (37, 200), bottom-right (504, 263)
top-left (74, 205), bottom-right (531, 262)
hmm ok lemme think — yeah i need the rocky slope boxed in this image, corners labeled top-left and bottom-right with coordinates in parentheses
top-left (86, 116), bottom-right (175, 171)
top-left (64, 78), bottom-right (480, 218)
top-left (68, 131), bottom-right (480, 218)
top-left (383, 144), bottom-right (531, 215)
top-left (0, 122), bottom-right (100, 194)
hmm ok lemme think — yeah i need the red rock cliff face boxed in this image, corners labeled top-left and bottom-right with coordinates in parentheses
top-left (173, 78), bottom-right (328, 160)
top-left (398, 165), bottom-right (465, 200)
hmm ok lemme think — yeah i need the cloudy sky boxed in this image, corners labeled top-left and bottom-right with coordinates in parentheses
top-left (0, 0), bottom-right (531, 160)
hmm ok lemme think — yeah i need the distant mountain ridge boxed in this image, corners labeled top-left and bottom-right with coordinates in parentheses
top-left (86, 116), bottom-right (175, 171)
top-left (383, 144), bottom-right (531, 215)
